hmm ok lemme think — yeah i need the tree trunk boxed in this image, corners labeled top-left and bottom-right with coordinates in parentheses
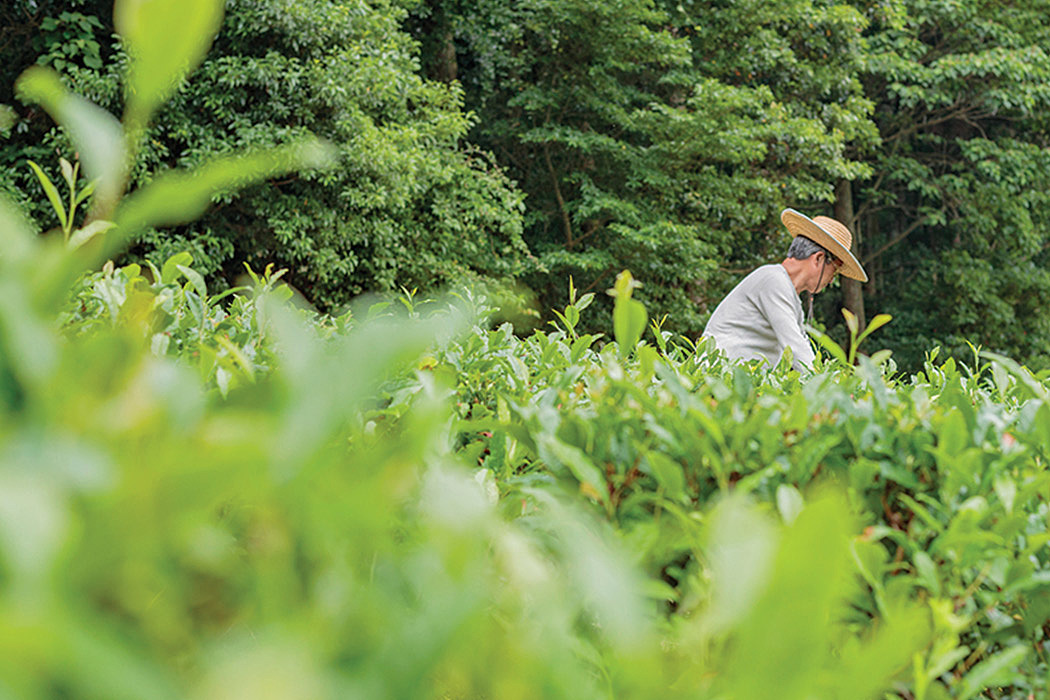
top-left (835, 179), bottom-right (865, 329)
top-left (434, 29), bottom-right (457, 83)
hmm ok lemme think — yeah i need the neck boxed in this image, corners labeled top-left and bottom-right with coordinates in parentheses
top-left (780, 258), bottom-right (810, 293)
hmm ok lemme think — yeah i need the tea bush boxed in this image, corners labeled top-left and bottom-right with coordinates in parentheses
top-left (41, 247), bottom-right (1050, 698)
top-left (422, 276), bottom-right (1050, 699)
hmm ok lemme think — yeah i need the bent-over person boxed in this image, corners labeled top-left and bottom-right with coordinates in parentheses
top-left (702, 208), bottom-right (868, 371)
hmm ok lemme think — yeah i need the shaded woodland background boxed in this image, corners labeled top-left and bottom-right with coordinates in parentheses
top-left (5, 0), bottom-right (1050, 370)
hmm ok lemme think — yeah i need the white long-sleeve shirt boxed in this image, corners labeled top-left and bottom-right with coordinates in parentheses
top-left (702, 263), bottom-right (815, 371)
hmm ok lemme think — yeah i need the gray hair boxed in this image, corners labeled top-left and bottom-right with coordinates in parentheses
top-left (786, 236), bottom-right (831, 260)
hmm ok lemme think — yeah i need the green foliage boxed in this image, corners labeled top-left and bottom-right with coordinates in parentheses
top-left (408, 0), bottom-right (1050, 371)
top-left (9, 0), bottom-right (1050, 372)
top-left (33, 11), bottom-right (104, 72)
top-left (2, 0), bottom-right (533, 312)
top-left (61, 254), bottom-right (295, 396)
top-left (408, 0), bottom-right (877, 338)
top-left (27, 228), bottom-right (1050, 696)
top-left (426, 280), bottom-right (1050, 698)
top-left (846, 0), bottom-right (1050, 370)
top-left (6, 130), bottom-right (1050, 700)
top-left (5, 3), bottom-right (1050, 693)
top-left (25, 156), bottom-right (113, 248)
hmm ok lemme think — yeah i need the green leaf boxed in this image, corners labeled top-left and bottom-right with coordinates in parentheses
top-left (913, 551), bottom-right (941, 595)
top-left (536, 434), bottom-right (608, 505)
top-left (829, 602), bottom-right (931, 699)
top-left (808, 325), bottom-right (848, 366)
top-left (701, 498), bottom-right (779, 633)
top-left (16, 67), bottom-right (125, 213)
top-left (207, 286), bottom-right (249, 306)
top-left (775, 484), bottom-right (804, 524)
top-left (644, 451), bottom-right (685, 500)
top-left (937, 409), bottom-right (969, 458)
top-left (214, 334), bottom-right (255, 382)
top-left (869, 348), bottom-right (893, 365)
top-left (611, 270), bottom-right (647, 356)
top-left (115, 0), bottom-right (225, 130)
top-left (565, 304), bottom-right (579, 329)
top-left (0, 275), bottom-right (59, 386)
top-left (176, 264), bottom-right (207, 299)
top-left (111, 140), bottom-right (334, 259)
top-left (59, 157), bottom-right (76, 191)
top-left (73, 179), bottom-right (98, 208)
top-left (26, 160), bottom-right (67, 230)
top-left (842, 307), bottom-right (859, 337)
top-left (0, 194), bottom-right (38, 265)
top-left (954, 645), bottom-right (1028, 700)
top-left (856, 313), bottom-right (893, 345)
top-left (161, 252), bottom-right (193, 285)
top-left (981, 352), bottom-right (1049, 401)
top-left (993, 474), bottom-right (1017, 515)
top-left (722, 494), bottom-right (854, 700)
top-left (67, 220), bottom-right (115, 250)
top-left (614, 297), bottom-right (647, 353)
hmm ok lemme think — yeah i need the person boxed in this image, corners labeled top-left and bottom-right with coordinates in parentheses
top-left (702, 208), bottom-right (868, 371)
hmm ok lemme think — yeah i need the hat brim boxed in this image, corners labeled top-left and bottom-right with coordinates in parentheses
top-left (781, 208), bottom-right (868, 282)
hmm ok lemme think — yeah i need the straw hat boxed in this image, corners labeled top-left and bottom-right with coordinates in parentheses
top-left (780, 208), bottom-right (868, 282)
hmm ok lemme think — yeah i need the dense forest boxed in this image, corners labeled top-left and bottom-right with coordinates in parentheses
top-left (5, 0), bottom-right (1050, 370)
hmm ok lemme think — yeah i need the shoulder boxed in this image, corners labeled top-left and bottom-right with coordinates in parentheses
top-left (742, 264), bottom-right (791, 289)
top-left (741, 264), bottom-right (798, 309)
top-left (753, 263), bottom-right (788, 278)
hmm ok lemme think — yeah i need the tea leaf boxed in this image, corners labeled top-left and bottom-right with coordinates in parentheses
top-left (67, 220), bottom-right (115, 250)
top-left (26, 160), bottom-right (67, 230)
top-left (161, 251), bottom-right (194, 284)
top-left (175, 264), bottom-right (207, 299)
top-left (115, 0), bottom-right (225, 131)
top-left (775, 483), bottom-right (804, 524)
top-left (955, 645), bottom-right (1028, 700)
top-left (808, 325), bottom-right (848, 366)
top-left (611, 271), bottom-right (647, 356)
top-left (111, 141), bottom-right (334, 258)
top-left (843, 307), bottom-right (859, 337)
top-left (857, 313), bottom-right (893, 345)
top-left (59, 158), bottom-right (75, 191)
top-left (16, 67), bottom-right (125, 213)
top-left (0, 194), bottom-right (38, 264)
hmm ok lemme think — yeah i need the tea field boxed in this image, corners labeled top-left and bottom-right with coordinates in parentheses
top-left (2, 240), bottom-right (1049, 698)
top-left (4, 0), bottom-right (1050, 696)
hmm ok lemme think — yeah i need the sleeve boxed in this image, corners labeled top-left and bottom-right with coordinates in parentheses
top-left (755, 281), bottom-right (816, 371)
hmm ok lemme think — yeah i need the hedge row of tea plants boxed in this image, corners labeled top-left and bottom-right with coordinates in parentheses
top-left (42, 253), bottom-right (1050, 699)
top-left (429, 274), bottom-right (1050, 700)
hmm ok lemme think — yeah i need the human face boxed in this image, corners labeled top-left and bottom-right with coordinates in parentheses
top-left (813, 251), bottom-right (842, 293)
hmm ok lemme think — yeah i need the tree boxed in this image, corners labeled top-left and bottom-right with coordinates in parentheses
top-left (412, 0), bottom-right (875, 333)
top-left (665, 0), bottom-right (877, 325)
top-left (1, 0), bottom-right (533, 311)
top-left (848, 0), bottom-right (1050, 368)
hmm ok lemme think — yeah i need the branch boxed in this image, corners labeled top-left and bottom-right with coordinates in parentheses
top-left (580, 268), bottom-right (615, 295)
top-left (853, 171), bottom-right (888, 222)
top-left (863, 216), bottom-right (928, 264)
top-left (543, 140), bottom-right (574, 248)
top-left (573, 217), bottom-right (610, 249)
top-left (882, 100), bottom-right (971, 144)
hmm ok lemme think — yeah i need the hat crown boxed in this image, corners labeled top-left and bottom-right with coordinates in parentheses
top-left (811, 215), bottom-right (853, 252)
top-left (779, 207), bottom-right (868, 282)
